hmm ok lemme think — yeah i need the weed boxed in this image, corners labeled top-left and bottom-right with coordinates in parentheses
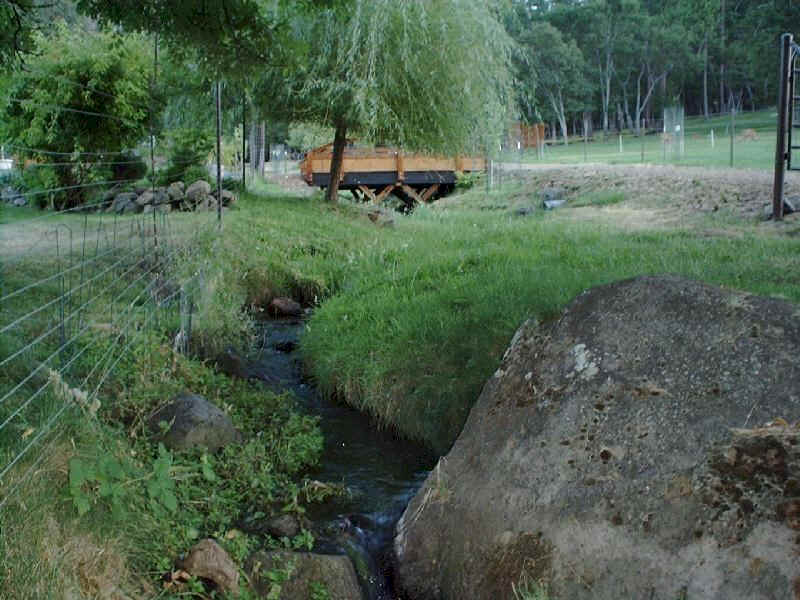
top-left (513, 573), bottom-right (551, 600)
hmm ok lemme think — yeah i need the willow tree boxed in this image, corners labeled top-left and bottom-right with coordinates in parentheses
top-left (256, 0), bottom-right (512, 202)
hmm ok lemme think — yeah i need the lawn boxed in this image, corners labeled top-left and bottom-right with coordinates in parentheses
top-left (509, 109), bottom-right (780, 171)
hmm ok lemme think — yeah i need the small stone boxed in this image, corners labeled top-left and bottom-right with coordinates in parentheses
top-left (136, 191), bottom-right (154, 206)
top-left (265, 514), bottom-right (300, 539)
top-left (543, 199), bottom-right (566, 210)
top-left (215, 347), bottom-right (248, 379)
top-left (147, 393), bottom-right (242, 452)
top-left (541, 186), bottom-right (565, 203)
top-left (514, 206), bottom-right (535, 216)
top-left (186, 180), bottom-right (212, 203)
top-left (269, 297), bottom-right (303, 318)
top-left (180, 539), bottom-right (239, 595)
top-left (247, 551), bottom-right (363, 600)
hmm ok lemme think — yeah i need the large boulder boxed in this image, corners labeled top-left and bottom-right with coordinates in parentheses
top-left (394, 275), bottom-right (800, 600)
top-left (186, 180), bottom-right (211, 203)
top-left (147, 393), bottom-right (242, 452)
top-left (247, 551), bottom-right (364, 599)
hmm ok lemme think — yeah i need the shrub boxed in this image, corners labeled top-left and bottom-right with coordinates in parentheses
top-left (1, 25), bottom-right (153, 208)
top-left (161, 128), bottom-right (214, 184)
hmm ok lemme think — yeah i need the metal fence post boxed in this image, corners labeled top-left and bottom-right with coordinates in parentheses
top-left (216, 81), bottom-right (223, 227)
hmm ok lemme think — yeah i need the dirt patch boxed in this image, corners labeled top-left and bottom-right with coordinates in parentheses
top-left (263, 171), bottom-right (316, 197)
top-left (490, 163), bottom-right (800, 230)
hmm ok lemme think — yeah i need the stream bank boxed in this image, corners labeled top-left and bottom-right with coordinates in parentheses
top-left (248, 318), bottom-right (435, 599)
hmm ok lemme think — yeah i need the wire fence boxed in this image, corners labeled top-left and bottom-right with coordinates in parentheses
top-left (500, 109), bottom-right (778, 172)
top-left (0, 46), bottom-right (246, 509)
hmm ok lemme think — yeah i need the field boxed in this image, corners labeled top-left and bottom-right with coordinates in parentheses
top-left (509, 109), bottom-right (780, 171)
top-left (2, 156), bottom-right (800, 596)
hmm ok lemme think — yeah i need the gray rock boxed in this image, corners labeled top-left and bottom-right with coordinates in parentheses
top-left (134, 185), bottom-right (147, 195)
top-left (136, 190), bottom-right (154, 206)
top-left (540, 186), bottom-right (565, 203)
top-left (112, 192), bottom-right (138, 214)
top-left (542, 198), bottom-right (565, 210)
top-left (180, 539), bottom-right (239, 595)
top-left (215, 347), bottom-right (248, 379)
top-left (269, 297), bottom-right (303, 318)
top-left (265, 514), bottom-right (300, 539)
top-left (186, 180), bottom-right (212, 203)
top-left (2, 185), bottom-right (22, 203)
top-left (513, 205), bottom-right (535, 216)
top-left (167, 182), bottom-right (185, 202)
top-left (153, 188), bottom-right (170, 205)
top-left (220, 189), bottom-right (236, 206)
top-left (147, 393), bottom-right (242, 452)
top-left (12, 196), bottom-right (27, 207)
top-left (247, 551), bottom-right (364, 600)
top-left (122, 201), bottom-right (141, 214)
top-left (395, 275), bottom-right (800, 600)
top-left (196, 195), bottom-right (219, 212)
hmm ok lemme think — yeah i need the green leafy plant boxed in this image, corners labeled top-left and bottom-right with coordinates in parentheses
top-left (309, 581), bottom-right (331, 600)
top-left (161, 127), bottom-right (214, 185)
top-left (2, 25), bottom-right (153, 208)
top-left (456, 170), bottom-right (483, 191)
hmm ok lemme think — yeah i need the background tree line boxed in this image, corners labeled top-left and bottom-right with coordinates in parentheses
top-left (509, 0), bottom-right (800, 141)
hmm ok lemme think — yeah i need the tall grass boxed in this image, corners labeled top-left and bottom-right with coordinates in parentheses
top-left (301, 201), bottom-right (800, 454)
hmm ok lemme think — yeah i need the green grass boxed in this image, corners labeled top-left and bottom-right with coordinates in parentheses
top-left (122, 176), bottom-right (800, 456)
top-left (0, 199), bottom-right (329, 598)
top-left (510, 108), bottom-right (779, 170)
top-left (4, 172), bottom-right (800, 596)
top-left (302, 199), bottom-right (800, 453)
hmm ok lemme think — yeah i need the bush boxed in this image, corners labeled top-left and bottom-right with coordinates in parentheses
top-left (9, 165), bottom-right (60, 209)
top-left (1, 25), bottom-right (153, 209)
top-left (161, 128), bottom-right (214, 184)
top-left (455, 170), bottom-right (483, 190)
top-left (112, 152), bottom-right (148, 183)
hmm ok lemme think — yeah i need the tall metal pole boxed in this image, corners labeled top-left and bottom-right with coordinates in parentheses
top-left (773, 33), bottom-right (793, 221)
top-left (150, 34), bottom-right (158, 246)
top-left (216, 81), bottom-right (223, 226)
top-left (241, 96), bottom-right (246, 191)
top-left (729, 106), bottom-right (735, 167)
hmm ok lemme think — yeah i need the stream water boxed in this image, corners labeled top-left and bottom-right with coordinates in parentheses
top-left (248, 319), bottom-right (436, 599)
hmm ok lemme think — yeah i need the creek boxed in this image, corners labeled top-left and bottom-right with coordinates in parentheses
top-left (248, 318), bottom-right (435, 600)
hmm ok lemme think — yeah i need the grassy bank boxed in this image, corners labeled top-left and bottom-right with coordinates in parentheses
top-left (156, 178), bottom-right (800, 455)
top-left (4, 173), bottom-right (799, 596)
top-left (302, 198), bottom-right (800, 453)
top-left (0, 202), bottom-right (329, 598)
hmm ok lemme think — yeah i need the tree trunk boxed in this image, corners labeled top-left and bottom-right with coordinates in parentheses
top-left (259, 121), bottom-right (267, 176)
top-left (326, 121), bottom-right (347, 203)
top-left (719, 0), bottom-right (726, 113)
top-left (703, 34), bottom-right (710, 119)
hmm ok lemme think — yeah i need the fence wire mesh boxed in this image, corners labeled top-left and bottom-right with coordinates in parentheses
top-left (0, 46), bottom-right (242, 509)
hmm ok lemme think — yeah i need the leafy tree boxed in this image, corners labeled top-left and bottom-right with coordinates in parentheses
top-left (0, 0), bottom-right (37, 66)
top-left (2, 25), bottom-right (153, 207)
top-left (255, 0), bottom-right (513, 202)
top-left (519, 21), bottom-right (589, 144)
top-left (74, 0), bottom-right (332, 77)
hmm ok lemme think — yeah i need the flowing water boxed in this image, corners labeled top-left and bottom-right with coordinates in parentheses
top-left (248, 319), bottom-right (435, 599)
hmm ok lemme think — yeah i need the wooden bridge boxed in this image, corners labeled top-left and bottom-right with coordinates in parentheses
top-left (300, 143), bottom-right (485, 205)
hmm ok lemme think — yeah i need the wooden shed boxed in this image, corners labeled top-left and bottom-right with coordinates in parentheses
top-left (300, 143), bottom-right (485, 204)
